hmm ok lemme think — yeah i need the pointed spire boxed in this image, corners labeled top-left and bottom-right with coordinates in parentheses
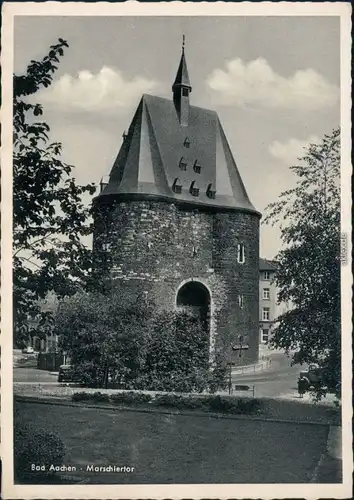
top-left (172, 36), bottom-right (192, 126)
top-left (172, 35), bottom-right (192, 93)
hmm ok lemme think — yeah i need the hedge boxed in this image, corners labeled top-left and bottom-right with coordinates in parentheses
top-left (71, 391), bottom-right (263, 415)
top-left (110, 391), bottom-right (152, 405)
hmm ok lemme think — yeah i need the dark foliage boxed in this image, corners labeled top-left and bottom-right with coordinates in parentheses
top-left (56, 291), bottom-right (228, 393)
top-left (71, 391), bottom-right (262, 415)
top-left (14, 414), bottom-right (65, 482)
top-left (13, 39), bottom-right (96, 347)
top-left (110, 391), bottom-right (152, 405)
top-left (264, 128), bottom-right (341, 400)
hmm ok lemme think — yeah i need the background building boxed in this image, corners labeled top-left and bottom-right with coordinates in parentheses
top-left (259, 258), bottom-right (292, 344)
top-left (28, 292), bottom-right (59, 352)
top-left (93, 45), bottom-right (261, 366)
top-left (259, 259), bottom-right (278, 344)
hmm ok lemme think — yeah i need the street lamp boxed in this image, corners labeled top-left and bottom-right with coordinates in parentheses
top-left (228, 335), bottom-right (249, 395)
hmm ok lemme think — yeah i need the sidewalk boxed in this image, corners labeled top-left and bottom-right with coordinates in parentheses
top-left (277, 390), bottom-right (339, 407)
top-left (231, 345), bottom-right (273, 375)
top-left (311, 425), bottom-right (342, 482)
top-left (232, 357), bottom-right (271, 375)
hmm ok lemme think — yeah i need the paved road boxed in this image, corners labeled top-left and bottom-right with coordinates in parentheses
top-left (14, 349), bottom-right (303, 399)
top-left (14, 367), bottom-right (59, 383)
top-left (230, 350), bottom-right (304, 399)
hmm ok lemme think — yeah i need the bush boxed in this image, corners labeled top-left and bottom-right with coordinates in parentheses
top-left (178, 396), bottom-right (205, 409)
top-left (153, 394), bottom-right (184, 408)
top-left (235, 398), bottom-right (263, 414)
top-left (110, 391), bottom-right (152, 405)
top-left (153, 394), bottom-right (205, 410)
top-left (206, 395), bottom-right (235, 412)
top-left (70, 390), bottom-right (262, 416)
top-left (72, 391), bottom-right (109, 403)
top-left (205, 395), bottom-right (263, 415)
top-left (14, 418), bottom-right (65, 482)
top-left (72, 392), bottom-right (92, 402)
top-left (92, 392), bottom-right (109, 402)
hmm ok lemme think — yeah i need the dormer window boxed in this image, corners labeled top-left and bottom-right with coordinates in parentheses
top-left (184, 137), bottom-right (190, 148)
top-left (189, 181), bottom-right (199, 197)
top-left (206, 183), bottom-right (216, 199)
top-left (179, 157), bottom-right (187, 171)
top-left (193, 160), bottom-right (202, 174)
top-left (172, 177), bottom-right (182, 194)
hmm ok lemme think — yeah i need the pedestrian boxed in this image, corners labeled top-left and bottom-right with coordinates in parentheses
top-left (297, 376), bottom-right (307, 398)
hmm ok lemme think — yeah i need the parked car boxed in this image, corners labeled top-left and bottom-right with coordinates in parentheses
top-left (58, 364), bottom-right (82, 384)
top-left (299, 363), bottom-right (323, 390)
top-left (22, 346), bottom-right (34, 354)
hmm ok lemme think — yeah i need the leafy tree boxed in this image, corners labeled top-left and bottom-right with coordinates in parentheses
top-left (264, 128), bottom-right (341, 399)
top-left (56, 291), bottom-right (151, 388)
top-left (13, 39), bottom-right (96, 347)
top-left (55, 291), bottom-right (227, 392)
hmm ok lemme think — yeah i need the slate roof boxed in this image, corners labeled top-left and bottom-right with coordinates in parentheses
top-left (259, 258), bottom-right (278, 271)
top-left (99, 93), bottom-right (259, 214)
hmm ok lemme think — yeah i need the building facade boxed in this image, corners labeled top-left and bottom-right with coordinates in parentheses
top-left (93, 45), bottom-right (261, 366)
top-left (259, 258), bottom-right (292, 344)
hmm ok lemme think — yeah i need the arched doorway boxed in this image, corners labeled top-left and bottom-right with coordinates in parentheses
top-left (176, 281), bottom-right (211, 333)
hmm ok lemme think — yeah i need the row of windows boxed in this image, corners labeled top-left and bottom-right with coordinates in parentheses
top-left (172, 178), bottom-right (216, 199)
top-left (179, 157), bottom-right (202, 174)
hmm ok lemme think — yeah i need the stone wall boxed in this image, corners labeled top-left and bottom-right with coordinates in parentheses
top-left (93, 199), bottom-right (260, 366)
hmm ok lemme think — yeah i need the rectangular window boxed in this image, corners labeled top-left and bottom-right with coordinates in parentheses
top-left (262, 288), bottom-right (270, 300)
top-left (182, 88), bottom-right (189, 97)
top-left (264, 271), bottom-right (270, 280)
top-left (262, 307), bottom-right (270, 321)
top-left (237, 243), bottom-right (245, 264)
top-left (262, 329), bottom-right (269, 343)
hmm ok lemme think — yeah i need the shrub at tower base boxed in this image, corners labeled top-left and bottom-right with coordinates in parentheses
top-left (56, 292), bottom-right (227, 393)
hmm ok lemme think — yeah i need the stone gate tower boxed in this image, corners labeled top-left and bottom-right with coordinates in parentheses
top-left (93, 44), bottom-right (261, 366)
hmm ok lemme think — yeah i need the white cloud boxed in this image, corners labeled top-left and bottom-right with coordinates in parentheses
top-left (38, 67), bottom-right (158, 113)
top-left (268, 135), bottom-right (320, 165)
top-left (206, 58), bottom-right (339, 110)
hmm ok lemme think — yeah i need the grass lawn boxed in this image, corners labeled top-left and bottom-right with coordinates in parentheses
top-left (15, 400), bottom-right (329, 484)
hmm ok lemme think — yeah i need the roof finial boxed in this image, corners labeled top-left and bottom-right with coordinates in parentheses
top-left (182, 34), bottom-right (185, 53)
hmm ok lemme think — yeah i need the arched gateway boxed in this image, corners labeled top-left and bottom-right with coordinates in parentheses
top-left (176, 281), bottom-right (210, 333)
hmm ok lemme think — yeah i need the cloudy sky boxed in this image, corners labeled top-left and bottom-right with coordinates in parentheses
top-left (14, 15), bottom-right (340, 259)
